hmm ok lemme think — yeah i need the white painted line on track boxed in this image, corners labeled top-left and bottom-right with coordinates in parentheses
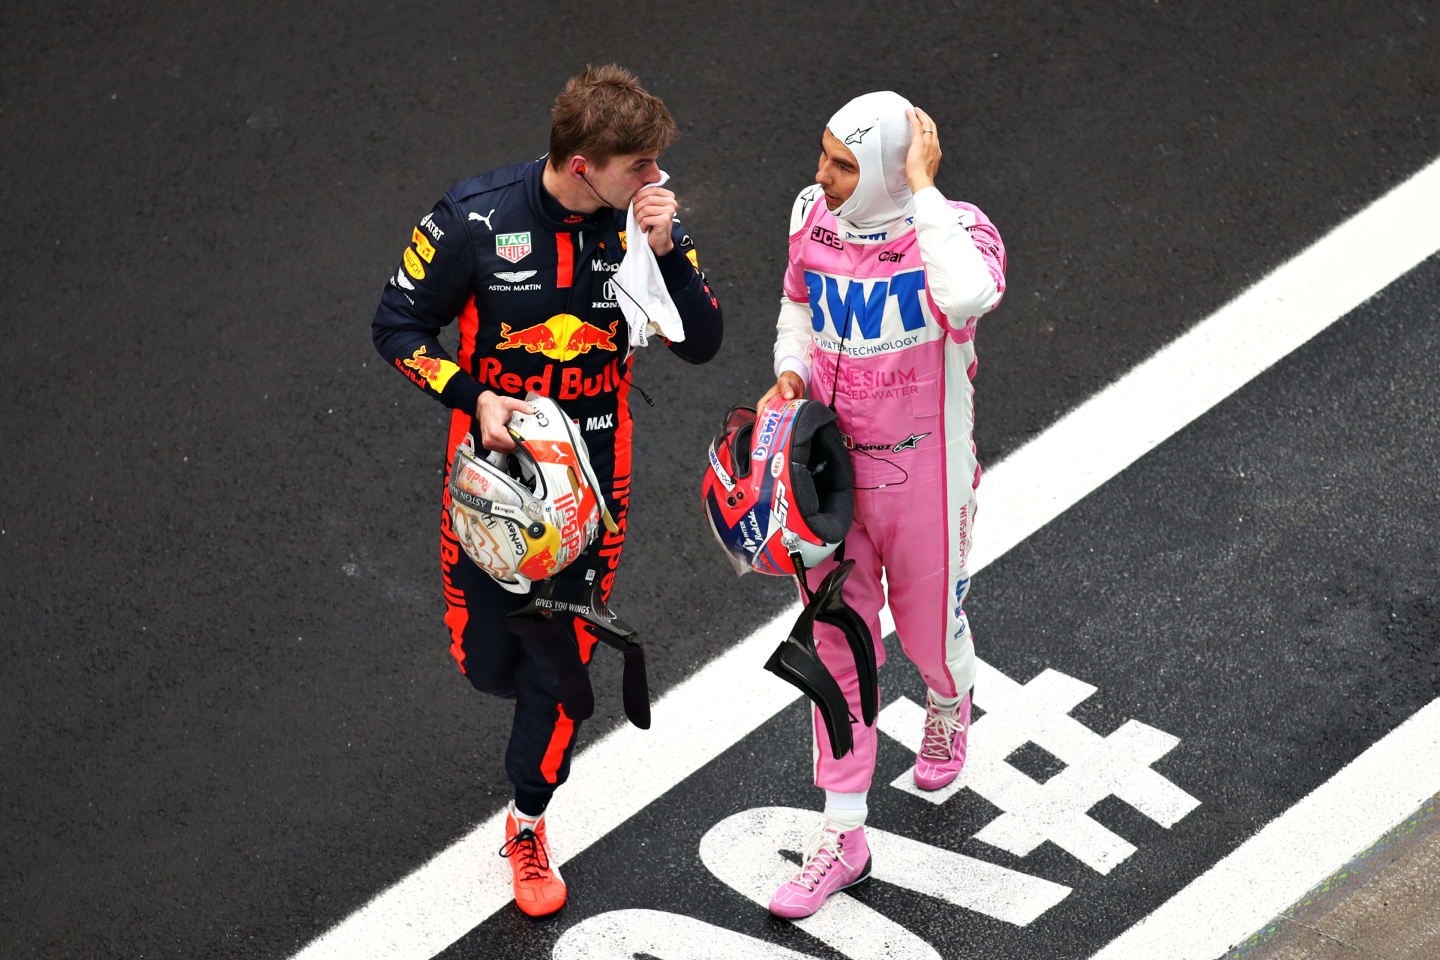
top-left (292, 153), bottom-right (1440, 960)
top-left (970, 153), bottom-right (1440, 574)
top-left (1090, 696), bottom-right (1440, 960)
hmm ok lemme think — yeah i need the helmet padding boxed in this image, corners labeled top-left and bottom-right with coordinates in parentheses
top-left (785, 401), bottom-right (853, 544)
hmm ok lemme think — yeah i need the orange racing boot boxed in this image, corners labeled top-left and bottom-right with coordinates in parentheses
top-left (499, 803), bottom-right (567, 917)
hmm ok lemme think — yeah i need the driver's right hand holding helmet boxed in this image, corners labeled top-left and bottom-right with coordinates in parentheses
top-left (448, 393), bottom-right (617, 594)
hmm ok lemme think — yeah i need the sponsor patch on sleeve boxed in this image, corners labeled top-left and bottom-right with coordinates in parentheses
top-left (411, 227), bottom-right (436, 263)
top-left (400, 345), bottom-right (459, 392)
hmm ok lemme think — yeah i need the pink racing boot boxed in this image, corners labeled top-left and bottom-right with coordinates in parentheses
top-left (768, 822), bottom-right (872, 918)
top-left (913, 689), bottom-right (971, 790)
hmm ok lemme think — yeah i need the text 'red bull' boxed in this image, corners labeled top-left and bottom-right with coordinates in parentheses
top-left (553, 491), bottom-right (581, 560)
top-left (473, 355), bottom-right (626, 400)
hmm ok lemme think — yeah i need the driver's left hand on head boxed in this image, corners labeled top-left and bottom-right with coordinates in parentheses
top-left (905, 107), bottom-right (942, 194)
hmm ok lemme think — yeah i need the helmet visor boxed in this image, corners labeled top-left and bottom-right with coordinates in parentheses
top-left (712, 405), bottom-right (757, 479)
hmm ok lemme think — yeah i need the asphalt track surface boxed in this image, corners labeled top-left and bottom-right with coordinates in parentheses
top-left (2, 3), bottom-right (1438, 959)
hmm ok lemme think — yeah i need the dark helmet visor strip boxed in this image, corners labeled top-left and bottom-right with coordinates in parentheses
top-left (764, 555), bottom-right (879, 760)
top-left (505, 565), bottom-right (651, 731)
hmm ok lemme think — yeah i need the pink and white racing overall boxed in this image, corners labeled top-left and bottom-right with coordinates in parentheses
top-left (774, 182), bottom-right (1007, 793)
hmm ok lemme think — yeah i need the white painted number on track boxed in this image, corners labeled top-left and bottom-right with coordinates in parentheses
top-left (572, 655), bottom-right (1191, 960)
top-left (699, 806), bottom-right (1069, 960)
top-left (553, 909), bottom-right (817, 960)
top-left (882, 662), bottom-right (1200, 873)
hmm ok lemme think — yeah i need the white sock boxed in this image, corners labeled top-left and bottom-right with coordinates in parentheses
top-left (510, 801), bottom-right (544, 828)
top-left (928, 688), bottom-right (963, 710)
top-left (823, 790), bottom-right (868, 830)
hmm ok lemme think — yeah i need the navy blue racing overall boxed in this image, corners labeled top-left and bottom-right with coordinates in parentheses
top-left (372, 158), bottom-right (722, 814)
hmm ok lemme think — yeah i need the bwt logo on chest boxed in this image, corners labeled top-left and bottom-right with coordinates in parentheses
top-left (803, 269), bottom-right (929, 338)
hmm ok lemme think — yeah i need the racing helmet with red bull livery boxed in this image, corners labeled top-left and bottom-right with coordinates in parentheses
top-left (701, 396), bottom-right (854, 577)
top-left (448, 394), bottom-right (617, 594)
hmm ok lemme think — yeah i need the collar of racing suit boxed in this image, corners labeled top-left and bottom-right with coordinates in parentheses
top-left (828, 209), bottom-right (916, 246)
top-left (826, 90), bottom-right (917, 242)
top-left (525, 157), bottom-right (621, 232)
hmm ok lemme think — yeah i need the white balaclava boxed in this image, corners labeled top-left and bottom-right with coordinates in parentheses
top-left (826, 90), bottom-right (916, 235)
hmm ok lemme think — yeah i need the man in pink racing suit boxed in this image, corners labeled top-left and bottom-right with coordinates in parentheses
top-left (757, 91), bottom-right (1007, 919)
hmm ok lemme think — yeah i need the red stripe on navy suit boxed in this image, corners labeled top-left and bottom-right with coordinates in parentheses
top-left (556, 234), bottom-right (573, 288)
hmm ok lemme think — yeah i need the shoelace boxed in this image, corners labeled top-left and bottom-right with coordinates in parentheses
top-left (499, 827), bottom-right (551, 882)
top-left (919, 701), bottom-right (964, 760)
top-left (793, 828), bottom-right (851, 891)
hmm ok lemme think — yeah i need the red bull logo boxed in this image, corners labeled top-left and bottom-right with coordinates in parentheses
top-left (404, 348), bottom-right (444, 379)
top-left (518, 546), bottom-right (556, 581)
top-left (517, 520), bottom-right (562, 581)
top-left (563, 318), bottom-right (618, 355)
top-left (497, 314), bottom-right (618, 362)
top-left (400, 346), bottom-right (458, 391)
top-left (495, 322), bottom-right (559, 354)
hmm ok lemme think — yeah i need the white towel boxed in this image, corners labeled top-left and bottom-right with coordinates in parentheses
top-left (616, 171), bottom-right (686, 349)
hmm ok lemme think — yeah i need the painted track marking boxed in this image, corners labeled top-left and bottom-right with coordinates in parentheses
top-left (292, 153), bottom-right (1440, 960)
top-left (1090, 698), bottom-right (1440, 959)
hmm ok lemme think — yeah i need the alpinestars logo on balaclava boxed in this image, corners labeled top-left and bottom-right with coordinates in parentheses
top-left (826, 90), bottom-right (917, 235)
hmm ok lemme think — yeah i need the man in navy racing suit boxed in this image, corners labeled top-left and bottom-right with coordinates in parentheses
top-left (371, 64), bottom-right (722, 917)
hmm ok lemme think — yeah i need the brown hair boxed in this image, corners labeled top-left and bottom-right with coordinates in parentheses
top-left (547, 64), bottom-right (676, 169)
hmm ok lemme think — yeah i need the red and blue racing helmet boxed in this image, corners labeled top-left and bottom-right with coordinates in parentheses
top-left (701, 396), bottom-right (854, 577)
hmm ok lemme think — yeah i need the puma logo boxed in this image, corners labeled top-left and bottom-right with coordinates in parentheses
top-left (468, 208), bottom-right (496, 230)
